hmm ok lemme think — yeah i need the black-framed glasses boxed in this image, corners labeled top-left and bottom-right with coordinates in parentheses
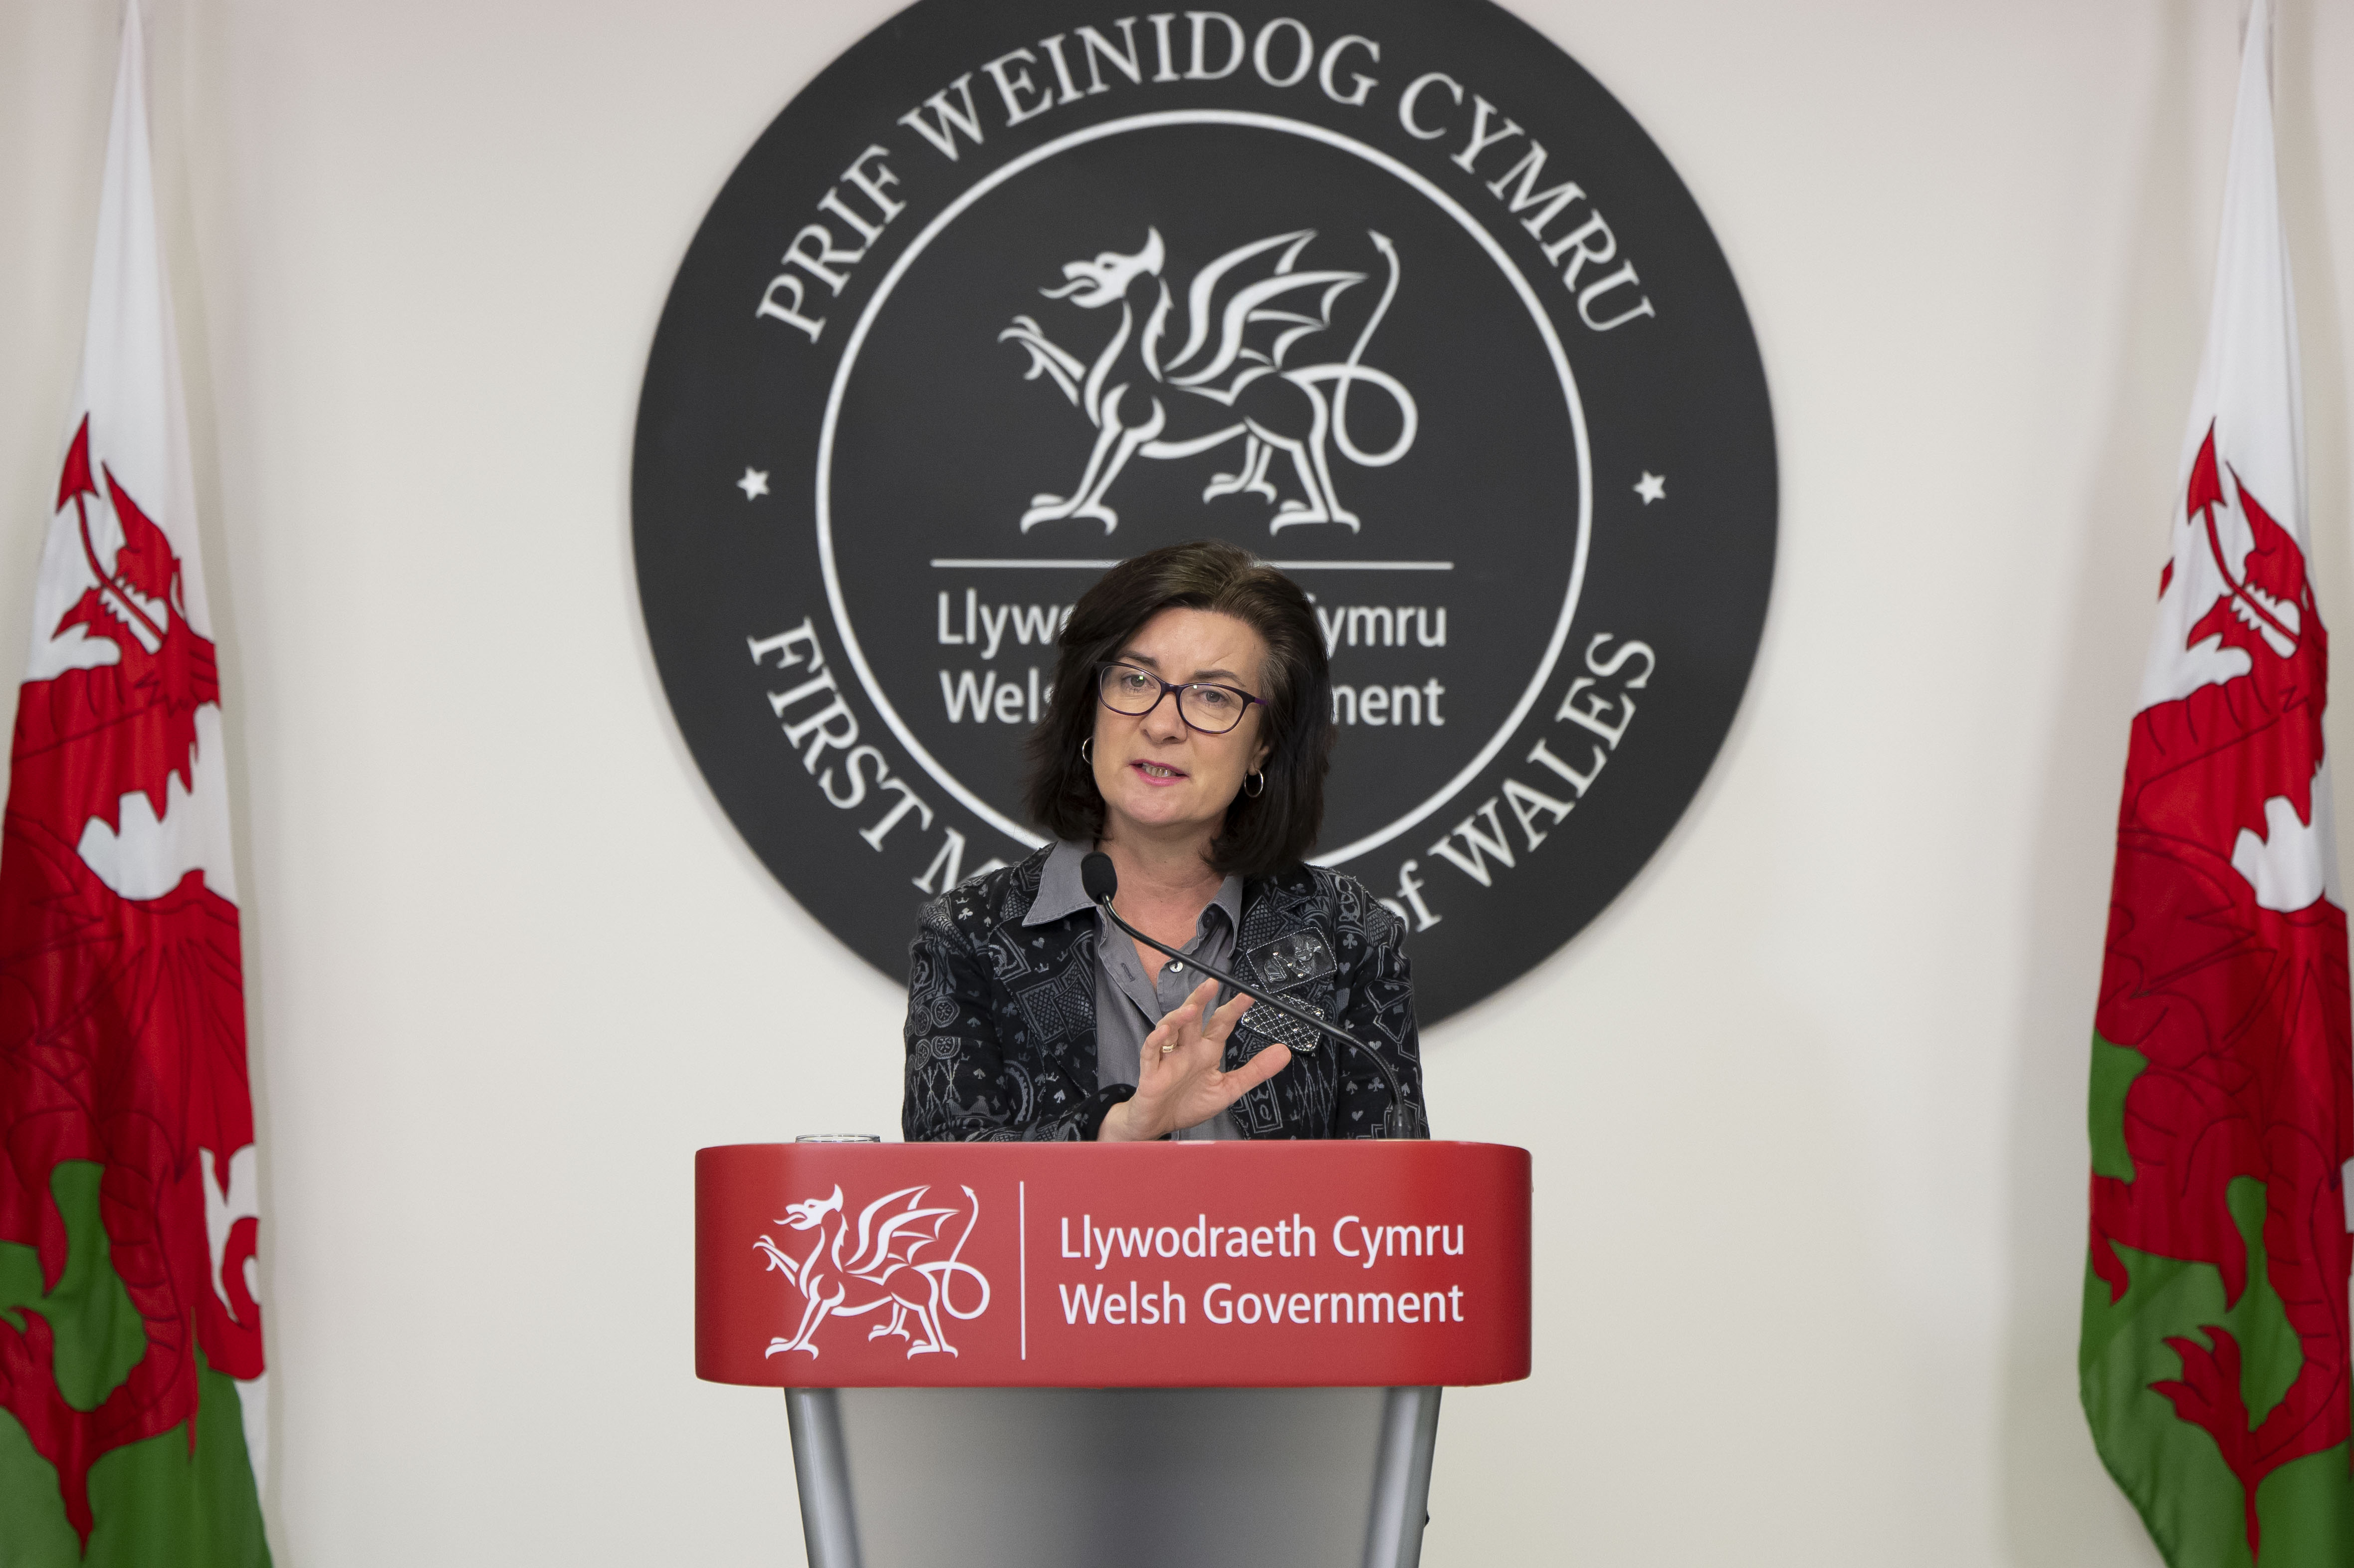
top-left (1095, 662), bottom-right (1265, 735)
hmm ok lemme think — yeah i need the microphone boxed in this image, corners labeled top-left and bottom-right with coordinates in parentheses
top-left (1080, 852), bottom-right (1423, 1139)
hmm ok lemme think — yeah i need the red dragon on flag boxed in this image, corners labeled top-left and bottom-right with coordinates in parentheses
top-left (2086, 424), bottom-right (2351, 1562)
top-left (0, 417), bottom-right (262, 1550)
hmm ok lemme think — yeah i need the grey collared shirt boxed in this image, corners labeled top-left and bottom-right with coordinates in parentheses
top-left (1027, 840), bottom-right (1245, 1141)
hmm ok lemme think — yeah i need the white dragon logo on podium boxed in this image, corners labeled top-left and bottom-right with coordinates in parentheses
top-left (999, 227), bottom-right (1419, 533)
top-left (756, 1183), bottom-right (991, 1359)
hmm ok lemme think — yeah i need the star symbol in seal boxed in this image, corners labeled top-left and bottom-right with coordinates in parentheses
top-left (1633, 472), bottom-right (1666, 505)
top-left (737, 467), bottom-right (770, 500)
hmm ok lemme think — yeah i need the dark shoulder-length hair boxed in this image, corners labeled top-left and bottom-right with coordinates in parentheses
top-left (1024, 539), bottom-right (1332, 877)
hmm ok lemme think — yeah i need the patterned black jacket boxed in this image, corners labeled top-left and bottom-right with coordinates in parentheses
top-left (902, 846), bottom-right (1425, 1141)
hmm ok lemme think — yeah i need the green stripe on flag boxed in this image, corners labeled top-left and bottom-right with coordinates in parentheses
top-left (2088, 1030), bottom-right (2146, 1183)
top-left (0, 1163), bottom-right (149, 1407)
top-left (2082, 1173), bottom-right (2352, 1565)
top-left (0, 1161), bottom-right (268, 1567)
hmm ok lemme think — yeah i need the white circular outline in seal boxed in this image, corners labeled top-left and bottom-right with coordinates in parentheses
top-left (816, 109), bottom-right (1593, 867)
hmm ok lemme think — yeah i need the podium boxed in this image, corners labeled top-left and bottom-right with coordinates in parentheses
top-left (698, 1140), bottom-right (1530, 1568)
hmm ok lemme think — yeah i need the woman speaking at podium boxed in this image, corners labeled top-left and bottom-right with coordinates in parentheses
top-left (902, 540), bottom-right (1426, 1143)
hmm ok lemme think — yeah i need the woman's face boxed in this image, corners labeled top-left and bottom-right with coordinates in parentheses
top-left (1091, 607), bottom-right (1274, 853)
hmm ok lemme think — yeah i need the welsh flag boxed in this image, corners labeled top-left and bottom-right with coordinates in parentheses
top-left (2081, 0), bottom-right (2354, 1562)
top-left (0, 6), bottom-right (270, 1564)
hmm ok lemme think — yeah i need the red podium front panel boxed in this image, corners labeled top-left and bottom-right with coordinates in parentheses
top-left (697, 1141), bottom-right (1529, 1389)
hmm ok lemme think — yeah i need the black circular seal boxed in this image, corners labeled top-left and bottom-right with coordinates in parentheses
top-left (634, 0), bottom-right (1775, 1025)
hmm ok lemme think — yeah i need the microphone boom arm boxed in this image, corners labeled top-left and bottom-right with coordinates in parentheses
top-left (1092, 893), bottom-right (1424, 1140)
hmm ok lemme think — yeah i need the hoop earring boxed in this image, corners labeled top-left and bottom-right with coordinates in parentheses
top-left (1080, 739), bottom-right (1093, 765)
top-left (1243, 770), bottom-right (1265, 798)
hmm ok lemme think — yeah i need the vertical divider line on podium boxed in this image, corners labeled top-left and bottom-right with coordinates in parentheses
top-left (1019, 1179), bottom-right (1027, 1360)
top-left (785, 1387), bottom-right (863, 1568)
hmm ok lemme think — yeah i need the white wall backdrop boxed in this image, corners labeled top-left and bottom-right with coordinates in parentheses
top-left (4, 0), bottom-right (2352, 1562)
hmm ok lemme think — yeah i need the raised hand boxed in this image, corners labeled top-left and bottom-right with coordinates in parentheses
top-left (1097, 978), bottom-right (1290, 1142)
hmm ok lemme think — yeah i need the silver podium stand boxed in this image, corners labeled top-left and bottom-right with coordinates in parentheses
top-left (786, 1385), bottom-right (1441, 1568)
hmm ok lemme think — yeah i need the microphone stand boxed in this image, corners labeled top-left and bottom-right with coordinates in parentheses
top-left (1090, 893), bottom-right (1424, 1140)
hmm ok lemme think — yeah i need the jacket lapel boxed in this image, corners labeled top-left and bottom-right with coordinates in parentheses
top-left (1227, 870), bottom-right (1339, 1138)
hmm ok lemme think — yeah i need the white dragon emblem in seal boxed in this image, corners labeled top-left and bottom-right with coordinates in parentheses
top-left (999, 227), bottom-right (1419, 533)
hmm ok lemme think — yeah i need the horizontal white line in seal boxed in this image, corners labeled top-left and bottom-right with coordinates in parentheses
top-left (930, 559), bottom-right (1456, 572)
